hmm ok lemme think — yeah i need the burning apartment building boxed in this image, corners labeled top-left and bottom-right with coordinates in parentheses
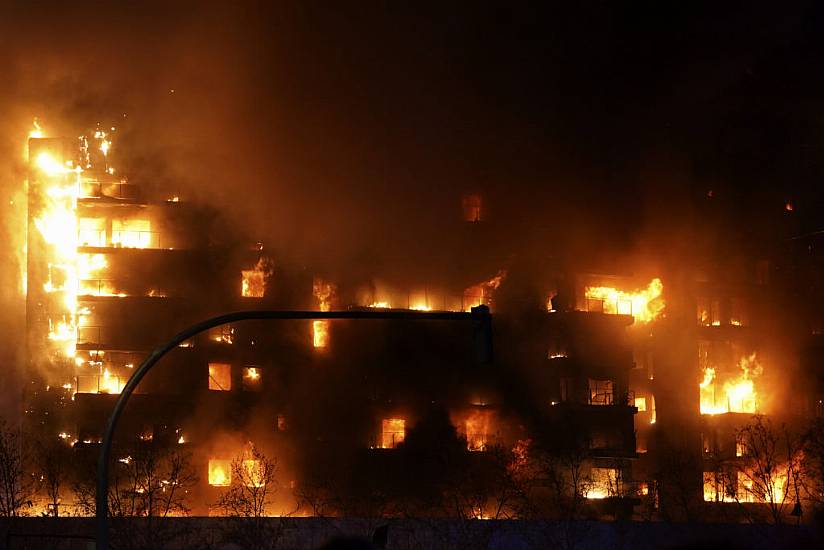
top-left (16, 124), bottom-right (824, 526)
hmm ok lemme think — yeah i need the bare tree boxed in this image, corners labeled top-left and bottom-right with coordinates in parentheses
top-left (802, 417), bottom-right (824, 515)
top-left (732, 415), bottom-right (804, 525)
top-left (32, 435), bottom-right (72, 516)
top-left (216, 444), bottom-right (290, 550)
top-left (0, 420), bottom-right (33, 517)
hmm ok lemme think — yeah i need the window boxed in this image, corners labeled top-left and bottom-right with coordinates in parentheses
top-left (697, 296), bottom-right (722, 326)
top-left (312, 320), bottom-right (329, 348)
top-left (548, 340), bottom-right (567, 359)
top-left (465, 410), bottom-right (493, 452)
top-left (111, 219), bottom-right (153, 248)
top-left (208, 324), bottom-right (234, 344)
top-left (208, 363), bottom-right (231, 391)
top-left (381, 418), bottom-right (405, 448)
top-left (588, 379), bottom-right (614, 405)
top-left (588, 468), bottom-right (620, 499)
top-left (634, 396), bottom-right (647, 412)
top-left (241, 269), bottom-right (265, 297)
top-left (736, 435), bottom-right (747, 457)
top-left (462, 194), bottom-right (482, 222)
top-left (560, 377), bottom-right (573, 402)
top-left (242, 366), bottom-right (262, 391)
top-left (730, 298), bottom-right (748, 327)
top-left (78, 218), bottom-right (106, 247)
top-left (242, 460), bottom-right (264, 487)
top-left (586, 298), bottom-right (605, 314)
top-left (208, 459), bottom-right (231, 486)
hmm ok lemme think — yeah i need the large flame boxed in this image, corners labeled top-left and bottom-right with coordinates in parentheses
top-left (584, 278), bottom-right (664, 323)
top-left (312, 278), bottom-right (335, 348)
top-left (241, 258), bottom-right (269, 297)
top-left (208, 459), bottom-right (231, 486)
top-left (700, 353), bottom-right (763, 415)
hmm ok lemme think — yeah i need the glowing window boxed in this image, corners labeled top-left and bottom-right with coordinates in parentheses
top-left (465, 410), bottom-right (492, 452)
top-left (208, 459), bottom-right (231, 486)
top-left (241, 269), bottom-right (265, 297)
top-left (587, 467), bottom-right (619, 499)
top-left (208, 363), bottom-right (231, 391)
top-left (111, 219), bottom-right (152, 248)
top-left (381, 418), bottom-right (405, 449)
top-left (313, 320), bottom-right (329, 348)
top-left (242, 460), bottom-right (264, 487)
top-left (588, 379), bottom-right (614, 405)
top-left (208, 324), bottom-right (234, 344)
top-left (242, 367), bottom-right (262, 391)
top-left (634, 397), bottom-right (647, 411)
top-left (78, 218), bottom-right (106, 247)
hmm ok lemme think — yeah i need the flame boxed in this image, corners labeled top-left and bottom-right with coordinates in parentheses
top-left (464, 270), bottom-right (507, 311)
top-left (369, 301), bottom-right (391, 309)
top-left (242, 459), bottom-right (265, 487)
top-left (242, 258), bottom-right (269, 297)
top-left (29, 118), bottom-right (44, 139)
top-left (700, 353), bottom-right (763, 415)
top-left (99, 368), bottom-right (123, 394)
top-left (208, 459), bottom-right (231, 486)
top-left (312, 278), bottom-right (335, 348)
top-left (465, 409), bottom-right (492, 451)
top-left (381, 418), bottom-right (405, 448)
top-left (584, 278), bottom-right (664, 323)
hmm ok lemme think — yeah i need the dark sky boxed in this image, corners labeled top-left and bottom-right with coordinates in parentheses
top-left (2, 1), bottom-right (824, 277)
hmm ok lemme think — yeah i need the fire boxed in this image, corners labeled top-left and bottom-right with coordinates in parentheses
top-left (242, 367), bottom-right (262, 390)
top-left (208, 459), bottom-right (231, 486)
top-left (465, 409), bottom-right (492, 451)
top-left (463, 270), bottom-right (507, 311)
top-left (312, 278), bottom-right (335, 348)
top-left (368, 301), bottom-right (391, 309)
top-left (99, 368), bottom-right (123, 394)
top-left (586, 467), bottom-right (619, 499)
top-left (242, 459), bottom-right (264, 487)
top-left (31, 144), bottom-right (83, 359)
top-left (381, 418), bottom-right (406, 448)
top-left (241, 258), bottom-right (269, 297)
top-left (700, 353), bottom-right (763, 415)
top-left (584, 278), bottom-right (664, 323)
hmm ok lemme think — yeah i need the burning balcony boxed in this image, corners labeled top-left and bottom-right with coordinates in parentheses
top-left (582, 278), bottom-right (664, 324)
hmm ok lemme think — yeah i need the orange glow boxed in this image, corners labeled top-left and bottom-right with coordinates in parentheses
top-left (368, 301), bottom-right (391, 309)
top-left (586, 467), bottom-right (619, 499)
top-left (465, 409), bottom-right (492, 451)
top-left (241, 258), bottom-right (269, 297)
top-left (584, 278), bottom-right (664, 323)
top-left (463, 270), bottom-right (507, 311)
top-left (381, 418), bottom-right (405, 448)
top-left (99, 368), bottom-right (123, 394)
top-left (242, 459), bottom-right (264, 487)
top-left (208, 459), bottom-right (231, 486)
top-left (700, 353), bottom-right (762, 415)
top-left (208, 363), bottom-right (232, 391)
top-left (312, 278), bottom-right (335, 348)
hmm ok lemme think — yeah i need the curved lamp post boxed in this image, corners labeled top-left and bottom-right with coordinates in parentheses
top-left (96, 307), bottom-right (491, 550)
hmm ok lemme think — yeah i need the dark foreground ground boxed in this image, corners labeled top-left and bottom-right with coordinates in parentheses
top-left (0, 517), bottom-right (820, 550)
